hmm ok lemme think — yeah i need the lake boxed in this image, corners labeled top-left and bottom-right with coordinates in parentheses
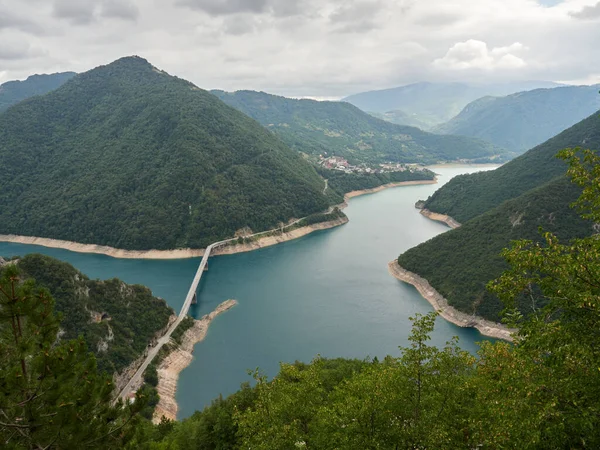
top-left (0, 165), bottom-right (497, 419)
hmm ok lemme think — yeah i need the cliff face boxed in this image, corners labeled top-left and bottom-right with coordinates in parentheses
top-left (9, 254), bottom-right (173, 374)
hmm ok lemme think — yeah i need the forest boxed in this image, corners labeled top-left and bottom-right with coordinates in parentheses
top-left (0, 57), bottom-right (330, 250)
top-left (2, 150), bottom-right (600, 449)
top-left (212, 89), bottom-right (510, 165)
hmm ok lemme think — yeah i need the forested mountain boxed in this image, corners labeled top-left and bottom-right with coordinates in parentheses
top-left (211, 89), bottom-right (510, 165)
top-left (0, 72), bottom-right (76, 112)
top-left (0, 56), bottom-right (333, 250)
top-left (1, 254), bottom-right (172, 374)
top-left (396, 111), bottom-right (600, 321)
top-left (422, 110), bottom-right (600, 223)
top-left (433, 85), bottom-right (600, 153)
top-left (399, 177), bottom-right (591, 320)
top-left (342, 81), bottom-right (561, 129)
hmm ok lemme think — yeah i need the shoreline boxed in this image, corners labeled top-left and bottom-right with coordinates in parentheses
top-left (388, 261), bottom-right (514, 342)
top-left (152, 299), bottom-right (238, 423)
top-left (418, 209), bottom-right (461, 229)
top-left (0, 178), bottom-right (437, 260)
top-left (343, 179), bottom-right (437, 199)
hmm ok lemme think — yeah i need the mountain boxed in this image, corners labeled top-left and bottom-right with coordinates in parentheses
top-left (433, 85), bottom-right (600, 153)
top-left (0, 72), bottom-right (76, 112)
top-left (399, 177), bottom-right (590, 321)
top-left (369, 109), bottom-right (434, 130)
top-left (422, 110), bottom-right (600, 223)
top-left (0, 57), bottom-right (331, 250)
top-left (211, 90), bottom-right (510, 165)
top-left (342, 81), bottom-right (562, 129)
top-left (397, 111), bottom-right (600, 321)
top-left (2, 253), bottom-right (173, 374)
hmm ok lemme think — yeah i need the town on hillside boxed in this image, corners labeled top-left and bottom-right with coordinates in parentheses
top-left (319, 154), bottom-right (427, 174)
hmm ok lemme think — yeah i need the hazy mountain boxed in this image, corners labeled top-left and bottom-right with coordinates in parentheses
top-left (0, 57), bottom-right (331, 250)
top-left (397, 110), bottom-right (600, 321)
top-left (212, 89), bottom-right (511, 165)
top-left (342, 81), bottom-right (563, 129)
top-left (433, 85), bottom-right (600, 153)
top-left (422, 109), bottom-right (600, 223)
top-left (0, 72), bottom-right (76, 112)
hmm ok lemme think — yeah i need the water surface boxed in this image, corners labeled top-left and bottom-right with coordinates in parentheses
top-left (0, 165), bottom-right (496, 419)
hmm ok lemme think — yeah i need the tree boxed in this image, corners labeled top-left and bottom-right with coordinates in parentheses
top-left (0, 264), bottom-right (143, 449)
top-left (476, 147), bottom-right (600, 448)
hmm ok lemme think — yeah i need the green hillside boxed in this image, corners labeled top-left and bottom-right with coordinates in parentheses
top-left (341, 81), bottom-right (561, 127)
top-left (0, 57), bottom-right (332, 250)
top-left (1, 254), bottom-right (172, 374)
top-left (399, 176), bottom-right (591, 320)
top-left (433, 85), bottom-right (600, 153)
top-left (423, 110), bottom-right (600, 223)
top-left (211, 89), bottom-right (510, 165)
top-left (0, 72), bottom-right (76, 112)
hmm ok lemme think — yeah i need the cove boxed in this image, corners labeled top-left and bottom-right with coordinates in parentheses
top-left (0, 165), bottom-right (496, 419)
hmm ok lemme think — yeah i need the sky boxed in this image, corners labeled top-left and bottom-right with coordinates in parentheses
top-left (0, 0), bottom-right (599, 98)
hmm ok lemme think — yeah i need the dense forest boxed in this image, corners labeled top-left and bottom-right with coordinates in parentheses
top-left (433, 85), bottom-right (600, 153)
top-left (211, 90), bottom-right (510, 165)
top-left (0, 72), bottom-right (75, 112)
top-left (399, 176), bottom-right (591, 320)
top-left (1, 253), bottom-right (173, 374)
top-left (423, 110), bottom-right (600, 223)
top-left (0, 57), bottom-right (333, 250)
top-left (3, 151), bottom-right (600, 448)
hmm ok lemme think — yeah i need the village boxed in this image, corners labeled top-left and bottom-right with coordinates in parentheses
top-left (318, 154), bottom-right (427, 174)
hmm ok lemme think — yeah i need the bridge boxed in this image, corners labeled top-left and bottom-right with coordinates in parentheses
top-left (117, 238), bottom-right (230, 401)
top-left (116, 206), bottom-right (340, 401)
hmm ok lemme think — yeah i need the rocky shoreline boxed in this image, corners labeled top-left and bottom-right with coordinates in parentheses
top-left (418, 208), bottom-right (461, 229)
top-left (0, 179), bottom-right (437, 260)
top-left (153, 299), bottom-right (238, 423)
top-left (388, 261), bottom-right (514, 342)
top-left (344, 179), bottom-right (437, 199)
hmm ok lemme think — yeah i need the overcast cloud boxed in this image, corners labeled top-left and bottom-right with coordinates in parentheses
top-left (0, 0), bottom-right (599, 97)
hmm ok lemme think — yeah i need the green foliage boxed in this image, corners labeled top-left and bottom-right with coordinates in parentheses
top-left (14, 253), bottom-right (173, 374)
top-left (399, 176), bottom-right (592, 320)
top-left (0, 72), bottom-right (75, 112)
top-left (212, 90), bottom-right (511, 165)
top-left (423, 110), bottom-right (600, 223)
top-left (433, 86), bottom-right (600, 153)
top-left (318, 166), bottom-right (435, 195)
top-left (0, 57), bottom-right (330, 250)
top-left (0, 265), bottom-right (143, 448)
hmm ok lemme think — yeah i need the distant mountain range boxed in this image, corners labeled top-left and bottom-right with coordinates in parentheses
top-left (342, 81), bottom-right (563, 129)
top-left (0, 57), bottom-right (332, 250)
top-left (433, 85), bottom-right (600, 153)
top-left (0, 72), bottom-right (76, 112)
top-left (397, 109), bottom-right (600, 321)
top-left (212, 89), bottom-right (511, 165)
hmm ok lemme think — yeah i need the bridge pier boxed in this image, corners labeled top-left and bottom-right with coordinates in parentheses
top-left (191, 292), bottom-right (197, 305)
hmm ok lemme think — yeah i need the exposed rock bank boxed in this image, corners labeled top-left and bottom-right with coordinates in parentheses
top-left (388, 261), bottom-right (514, 342)
top-left (344, 179), bottom-right (437, 200)
top-left (152, 299), bottom-right (238, 423)
top-left (418, 208), bottom-right (461, 229)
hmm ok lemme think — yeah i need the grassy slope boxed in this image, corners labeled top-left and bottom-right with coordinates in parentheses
top-left (0, 57), bottom-right (330, 250)
top-left (212, 90), bottom-right (510, 165)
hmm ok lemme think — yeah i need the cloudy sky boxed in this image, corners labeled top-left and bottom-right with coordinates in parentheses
top-left (1, 0), bottom-right (599, 97)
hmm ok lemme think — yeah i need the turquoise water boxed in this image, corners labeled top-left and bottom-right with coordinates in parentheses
top-left (0, 165), bottom-right (496, 419)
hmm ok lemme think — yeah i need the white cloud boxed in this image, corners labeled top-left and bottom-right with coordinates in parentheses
top-left (0, 0), bottom-right (598, 97)
top-left (433, 40), bottom-right (527, 71)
